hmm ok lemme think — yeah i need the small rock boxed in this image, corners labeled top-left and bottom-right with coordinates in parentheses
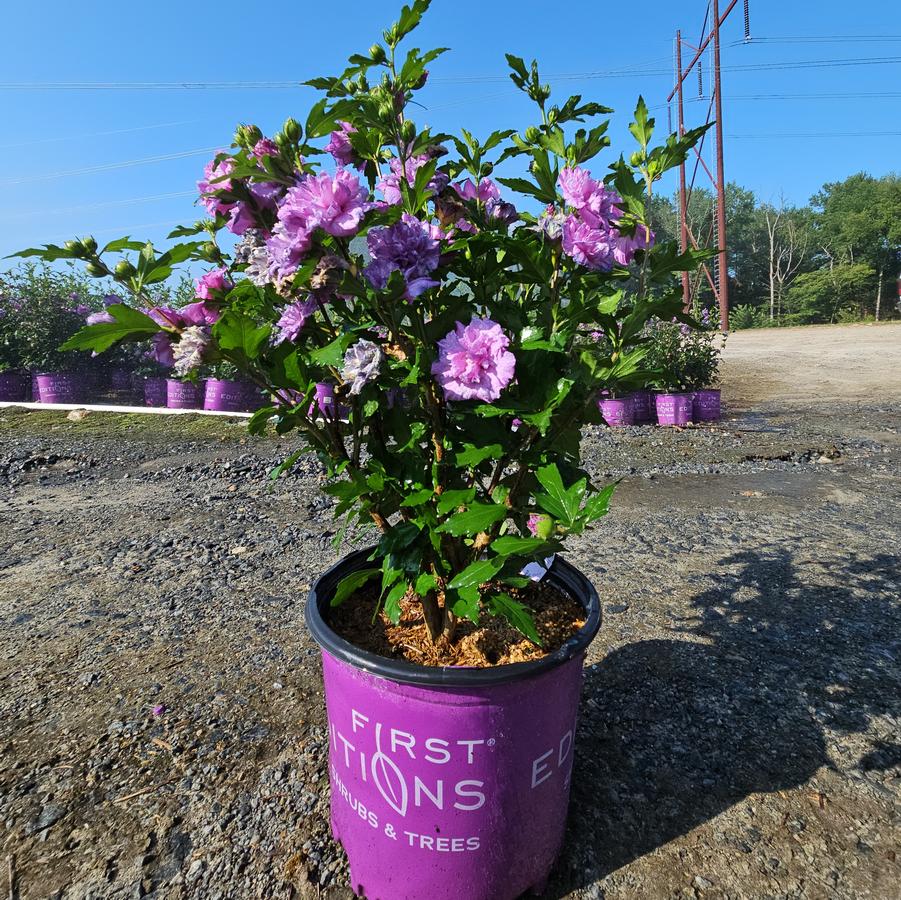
top-left (66, 409), bottom-right (90, 422)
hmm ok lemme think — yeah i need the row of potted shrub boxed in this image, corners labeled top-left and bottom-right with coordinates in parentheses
top-left (0, 368), bottom-right (263, 413)
top-left (599, 386), bottom-right (721, 427)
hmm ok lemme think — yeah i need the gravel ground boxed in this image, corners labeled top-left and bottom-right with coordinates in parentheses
top-left (1, 324), bottom-right (899, 899)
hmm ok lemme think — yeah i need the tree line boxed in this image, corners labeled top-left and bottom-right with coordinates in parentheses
top-left (649, 172), bottom-right (901, 328)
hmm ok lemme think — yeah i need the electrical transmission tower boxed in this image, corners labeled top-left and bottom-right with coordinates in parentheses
top-left (668, 0), bottom-right (750, 330)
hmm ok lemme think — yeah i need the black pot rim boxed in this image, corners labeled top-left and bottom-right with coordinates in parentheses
top-left (305, 546), bottom-right (601, 687)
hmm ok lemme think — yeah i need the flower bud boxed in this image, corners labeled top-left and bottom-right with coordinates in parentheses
top-left (85, 261), bottom-right (107, 278)
top-left (282, 118), bottom-right (301, 143)
top-left (481, 161), bottom-right (494, 176)
top-left (378, 100), bottom-right (396, 121)
top-left (64, 239), bottom-right (81, 254)
top-left (547, 106), bottom-right (559, 125)
top-left (400, 119), bottom-right (416, 142)
top-left (413, 70), bottom-right (429, 90)
top-left (369, 43), bottom-right (386, 63)
top-left (201, 241), bottom-right (219, 260)
top-left (524, 126), bottom-right (541, 143)
top-left (114, 259), bottom-right (136, 278)
top-left (275, 132), bottom-right (291, 150)
top-left (80, 236), bottom-right (97, 253)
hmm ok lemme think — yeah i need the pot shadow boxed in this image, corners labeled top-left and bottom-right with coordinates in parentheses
top-left (540, 546), bottom-right (901, 897)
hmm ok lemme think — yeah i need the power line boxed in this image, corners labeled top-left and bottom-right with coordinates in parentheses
top-left (730, 130), bottom-right (901, 138)
top-left (0, 147), bottom-right (219, 186)
top-left (9, 191), bottom-right (198, 220)
top-left (0, 120), bottom-right (205, 151)
top-left (733, 34), bottom-right (901, 46)
top-left (4, 54), bottom-right (900, 91)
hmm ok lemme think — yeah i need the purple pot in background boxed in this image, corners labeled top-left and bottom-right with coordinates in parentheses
top-left (0, 372), bottom-right (28, 402)
top-left (692, 388), bottom-right (722, 422)
top-left (33, 372), bottom-right (91, 404)
top-left (204, 378), bottom-right (260, 413)
top-left (655, 392), bottom-right (693, 426)
top-left (309, 382), bottom-right (349, 420)
top-left (110, 368), bottom-right (134, 392)
top-left (166, 378), bottom-right (203, 410)
top-left (598, 396), bottom-right (635, 427)
top-left (307, 549), bottom-right (601, 900)
top-left (144, 377), bottom-right (168, 407)
top-left (628, 390), bottom-right (653, 424)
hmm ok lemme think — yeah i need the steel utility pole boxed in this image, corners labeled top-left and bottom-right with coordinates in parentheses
top-left (668, 0), bottom-right (749, 330)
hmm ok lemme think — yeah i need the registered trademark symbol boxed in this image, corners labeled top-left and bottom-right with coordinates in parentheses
top-left (487, 738), bottom-right (495, 747)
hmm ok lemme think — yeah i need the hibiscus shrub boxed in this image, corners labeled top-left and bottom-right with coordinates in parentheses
top-left (15, 0), bottom-right (711, 644)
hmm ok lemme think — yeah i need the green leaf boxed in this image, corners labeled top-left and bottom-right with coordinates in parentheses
top-left (629, 95), bottom-right (653, 151)
top-left (400, 488), bottom-right (434, 507)
top-left (309, 332), bottom-right (355, 367)
top-left (456, 444), bottom-right (504, 466)
top-left (414, 573), bottom-right (438, 596)
top-left (213, 311), bottom-right (272, 360)
top-left (535, 463), bottom-right (584, 524)
top-left (449, 585), bottom-right (481, 624)
top-left (488, 592), bottom-right (541, 644)
top-left (59, 304), bottom-right (161, 353)
top-left (438, 503), bottom-right (507, 536)
top-left (383, 581), bottom-right (408, 624)
top-left (491, 536), bottom-right (552, 558)
top-left (101, 237), bottom-right (146, 253)
top-left (7, 243), bottom-right (79, 262)
top-left (581, 481), bottom-right (618, 523)
top-left (436, 487), bottom-right (476, 516)
top-left (331, 568), bottom-right (380, 607)
top-left (448, 557), bottom-right (504, 590)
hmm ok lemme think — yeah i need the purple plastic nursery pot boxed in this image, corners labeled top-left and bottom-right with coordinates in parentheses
top-left (306, 548), bottom-right (601, 900)
top-left (33, 372), bottom-right (91, 404)
top-left (204, 378), bottom-right (259, 413)
top-left (165, 378), bottom-right (203, 410)
top-left (627, 389), bottom-right (653, 424)
top-left (655, 392), bottom-right (693, 427)
top-left (0, 372), bottom-right (28, 402)
top-left (143, 377), bottom-right (168, 408)
top-left (598, 396), bottom-right (634, 427)
top-left (692, 388), bottom-right (721, 422)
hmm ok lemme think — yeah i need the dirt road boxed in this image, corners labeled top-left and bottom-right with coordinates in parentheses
top-left (1, 324), bottom-right (899, 899)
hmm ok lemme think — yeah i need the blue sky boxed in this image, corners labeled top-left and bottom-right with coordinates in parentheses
top-left (1, 0), bottom-right (899, 268)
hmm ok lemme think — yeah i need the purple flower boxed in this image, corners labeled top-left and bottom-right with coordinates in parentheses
top-left (431, 318), bottom-right (516, 403)
top-left (227, 180), bottom-right (284, 235)
top-left (558, 166), bottom-right (622, 230)
top-left (180, 300), bottom-right (221, 326)
top-left (265, 224), bottom-right (312, 282)
top-left (377, 155), bottom-right (449, 206)
top-left (74, 303), bottom-right (91, 317)
top-left (151, 333), bottom-right (175, 368)
top-left (275, 298), bottom-right (317, 344)
top-left (536, 204), bottom-right (567, 241)
top-left (197, 154), bottom-right (236, 217)
top-left (342, 339), bottom-right (382, 394)
top-left (194, 268), bottom-right (232, 300)
top-left (147, 306), bottom-right (182, 329)
top-left (561, 217), bottom-right (615, 271)
top-left (612, 225), bottom-right (655, 266)
top-left (172, 326), bottom-right (210, 376)
top-left (283, 169), bottom-right (367, 238)
top-left (193, 268), bottom-right (234, 302)
top-left (325, 121), bottom-right (359, 167)
top-left (86, 310), bottom-right (114, 325)
top-left (252, 137), bottom-right (279, 159)
top-left (151, 704), bottom-right (166, 717)
top-left (103, 294), bottom-right (123, 307)
top-left (365, 214), bottom-right (441, 298)
top-left (486, 198), bottom-right (518, 225)
top-left (452, 178), bottom-right (501, 203)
